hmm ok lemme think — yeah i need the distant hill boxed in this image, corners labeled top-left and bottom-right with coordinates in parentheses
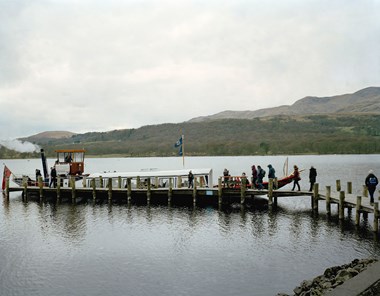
top-left (21, 131), bottom-right (76, 144)
top-left (189, 87), bottom-right (380, 122)
top-left (4, 87), bottom-right (378, 159)
top-left (15, 113), bottom-right (380, 158)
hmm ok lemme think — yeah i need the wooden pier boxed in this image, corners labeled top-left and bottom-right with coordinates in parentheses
top-left (3, 177), bottom-right (380, 233)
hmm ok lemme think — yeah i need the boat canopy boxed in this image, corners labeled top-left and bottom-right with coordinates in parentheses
top-left (55, 149), bottom-right (86, 176)
top-left (87, 168), bottom-right (213, 188)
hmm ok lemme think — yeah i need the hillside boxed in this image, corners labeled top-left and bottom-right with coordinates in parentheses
top-left (22, 131), bottom-right (76, 143)
top-left (2, 87), bottom-right (380, 158)
top-left (189, 87), bottom-right (380, 122)
top-left (14, 113), bottom-right (380, 158)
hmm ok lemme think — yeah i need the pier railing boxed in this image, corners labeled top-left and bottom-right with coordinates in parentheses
top-left (3, 176), bottom-right (380, 233)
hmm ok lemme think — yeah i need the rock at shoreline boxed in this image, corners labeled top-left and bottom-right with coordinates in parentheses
top-left (277, 258), bottom-right (378, 296)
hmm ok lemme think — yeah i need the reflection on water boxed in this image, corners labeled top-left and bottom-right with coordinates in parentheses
top-left (1, 155), bottom-right (380, 296)
top-left (1, 192), bottom-right (379, 296)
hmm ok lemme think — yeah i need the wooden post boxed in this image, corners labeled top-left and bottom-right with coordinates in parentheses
top-left (155, 177), bottom-right (159, 188)
top-left (5, 176), bottom-right (10, 201)
top-left (118, 176), bottom-right (122, 189)
top-left (168, 178), bottom-right (173, 203)
top-left (326, 186), bottom-right (331, 215)
top-left (339, 191), bottom-right (345, 220)
top-left (71, 176), bottom-right (76, 203)
top-left (274, 177), bottom-right (278, 190)
top-left (347, 182), bottom-right (352, 194)
top-left (336, 180), bottom-right (341, 192)
top-left (56, 176), bottom-right (61, 203)
top-left (355, 196), bottom-right (362, 226)
top-left (362, 185), bottom-right (368, 198)
top-left (147, 178), bottom-right (151, 202)
top-left (137, 176), bottom-right (141, 189)
top-left (268, 178), bottom-right (273, 206)
top-left (193, 182), bottom-right (197, 204)
top-left (99, 176), bottom-right (103, 188)
top-left (241, 176), bottom-right (247, 204)
top-left (108, 178), bottom-right (112, 202)
top-left (313, 183), bottom-right (319, 211)
top-left (91, 178), bottom-right (96, 201)
top-left (374, 202), bottom-right (379, 233)
top-left (38, 176), bottom-right (44, 200)
top-left (178, 176), bottom-right (182, 188)
top-left (127, 178), bottom-right (132, 201)
top-left (82, 176), bottom-right (87, 188)
top-left (23, 176), bottom-right (28, 202)
top-left (218, 177), bottom-right (222, 204)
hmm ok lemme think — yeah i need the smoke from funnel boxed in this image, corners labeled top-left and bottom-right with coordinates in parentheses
top-left (0, 139), bottom-right (41, 153)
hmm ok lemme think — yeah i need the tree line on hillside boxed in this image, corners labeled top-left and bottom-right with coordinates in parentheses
top-left (2, 114), bottom-right (380, 159)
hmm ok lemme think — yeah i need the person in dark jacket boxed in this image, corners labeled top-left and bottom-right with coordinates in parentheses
top-left (257, 165), bottom-right (265, 189)
top-left (309, 166), bottom-right (317, 192)
top-left (365, 170), bottom-right (378, 204)
top-left (267, 164), bottom-right (276, 179)
top-left (188, 170), bottom-right (194, 188)
top-left (251, 165), bottom-right (258, 188)
top-left (49, 166), bottom-right (57, 188)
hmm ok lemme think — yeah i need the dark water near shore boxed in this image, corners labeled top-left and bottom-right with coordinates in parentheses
top-left (1, 155), bottom-right (380, 296)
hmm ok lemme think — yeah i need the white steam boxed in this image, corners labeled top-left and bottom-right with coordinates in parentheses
top-left (0, 139), bottom-right (40, 153)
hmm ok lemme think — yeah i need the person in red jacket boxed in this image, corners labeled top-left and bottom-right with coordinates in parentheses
top-left (291, 165), bottom-right (301, 191)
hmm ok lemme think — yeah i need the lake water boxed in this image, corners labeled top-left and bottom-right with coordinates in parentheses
top-left (1, 155), bottom-right (380, 296)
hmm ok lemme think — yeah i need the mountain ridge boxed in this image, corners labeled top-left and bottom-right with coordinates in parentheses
top-left (188, 86), bottom-right (380, 122)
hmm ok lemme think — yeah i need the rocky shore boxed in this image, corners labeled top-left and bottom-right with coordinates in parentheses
top-left (277, 258), bottom-right (379, 296)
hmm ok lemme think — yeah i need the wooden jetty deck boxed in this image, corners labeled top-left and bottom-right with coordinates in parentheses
top-left (3, 177), bottom-right (380, 233)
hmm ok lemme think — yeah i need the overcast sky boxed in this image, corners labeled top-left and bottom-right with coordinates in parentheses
top-left (1, 0), bottom-right (379, 142)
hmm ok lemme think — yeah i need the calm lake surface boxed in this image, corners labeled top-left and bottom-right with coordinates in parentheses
top-left (1, 155), bottom-right (380, 296)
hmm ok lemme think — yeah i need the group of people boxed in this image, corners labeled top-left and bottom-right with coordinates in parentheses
top-left (251, 165), bottom-right (272, 189)
top-left (221, 165), bottom-right (379, 204)
top-left (221, 164), bottom-right (318, 191)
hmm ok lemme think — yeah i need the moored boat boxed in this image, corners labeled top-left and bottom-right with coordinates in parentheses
top-left (85, 168), bottom-right (213, 189)
top-left (10, 148), bottom-right (86, 187)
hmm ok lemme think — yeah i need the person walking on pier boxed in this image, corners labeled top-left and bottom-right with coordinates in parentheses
top-left (365, 170), bottom-right (378, 204)
top-left (251, 165), bottom-right (258, 188)
top-left (309, 166), bottom-right (317, 192)
top-left (257, 165), bottom-right (265, 189)
top-left (291, 165), bottom-right (301, 191)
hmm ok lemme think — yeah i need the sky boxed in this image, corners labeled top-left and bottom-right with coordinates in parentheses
top-left (1, 0), bottom-right (379, 147)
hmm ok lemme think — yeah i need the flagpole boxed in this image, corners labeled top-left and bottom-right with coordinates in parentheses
top-left (182, 134), bottom-right (185, 168)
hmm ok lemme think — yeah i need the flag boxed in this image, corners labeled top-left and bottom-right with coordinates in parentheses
top-left (2, 165), bottom-right (12, 191)
top-left (174, 135), bottom-right (184, 157)
top-left (174, 136), bottom-right (183, 148)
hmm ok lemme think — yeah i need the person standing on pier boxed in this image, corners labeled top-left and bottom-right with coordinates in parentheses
top-left (365, 170), bottom-right (378, 204)
top-left (49, 166), bottom-right (57, 188)
top-left (267, 164), bottom-right (275, 179)
top-left (242, 172), bottom-right (250, 187)
top-left (223, 168), bottom-right (230, 188)
top-left (188, 170), bottom-right (194, 188)
top-left (251, 165), bottom-right (258, 188)
top-left (257, 165), bottom-right (265, 189)
top-left (35, 169), bottom-right (42, 186)
top-left (291, 165), bottom-right (301, 191)
top-left (309, 166), bottom-right (317, 192)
